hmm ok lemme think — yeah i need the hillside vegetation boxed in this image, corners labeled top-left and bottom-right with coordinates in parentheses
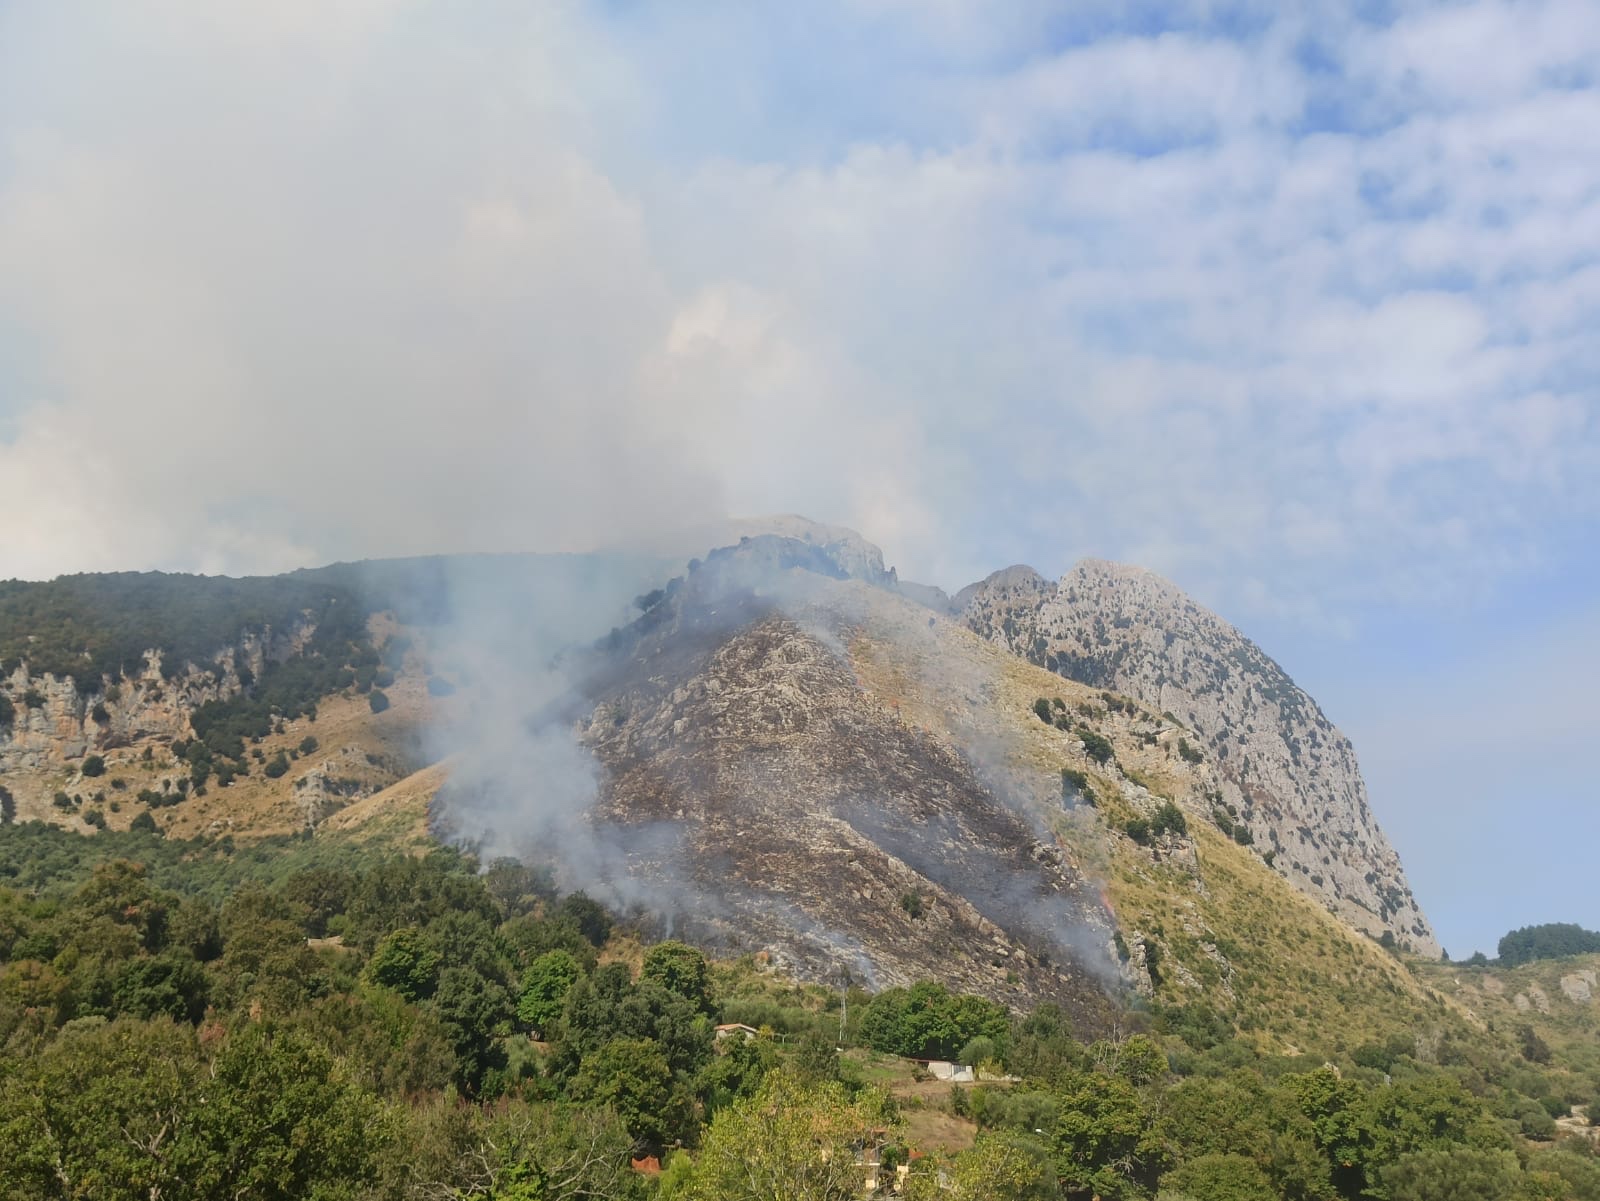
top-left (1, 826), bottom-right (1597, 1201)
top-left (1498, 924), bottom-right (1600, 968)
top-left (0, 571), bottom-right (369, 685)
top-left (4, 539), bottom-right (1596, 1198)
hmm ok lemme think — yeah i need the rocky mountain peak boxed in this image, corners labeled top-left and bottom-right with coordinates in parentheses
top-left (960, 557), bottom-right (1439, 956)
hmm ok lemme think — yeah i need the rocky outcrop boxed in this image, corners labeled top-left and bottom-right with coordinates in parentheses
top-left (1559, 970), bottom-right (1596, 1004)
top-left (0, 624), bottom-right (311, 824)
top-left (292, 747), bottom-right (397, 828)
top-left (577, 603), bottom-right (1120, 1025)
top-left (959, 557), bottom-right (1438, 956)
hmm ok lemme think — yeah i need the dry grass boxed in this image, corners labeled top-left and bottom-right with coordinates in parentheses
top-left (839, 587), bottom-right (1482, 1059)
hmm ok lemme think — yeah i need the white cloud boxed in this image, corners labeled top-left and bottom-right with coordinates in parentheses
top-left (0, 0), bottom-right (1594, 622)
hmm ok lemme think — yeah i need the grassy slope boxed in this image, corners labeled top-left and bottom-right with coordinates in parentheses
top-left (1412, 953), bottom-right (1600, 1085)
top-left (8, 573), bottom-right (1547, 1074)
top-left (843, 588), bottom-right (1477, 1059)
top-left (8, 614), bottom-right (438, 840)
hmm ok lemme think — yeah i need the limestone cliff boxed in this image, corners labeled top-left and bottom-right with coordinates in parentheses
top-left (960, 557), bottom-right (1439, 956)
top-left (0, 625), bottom-right (308, 825)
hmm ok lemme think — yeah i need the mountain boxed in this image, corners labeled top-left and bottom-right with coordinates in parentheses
top-left (958, 557), bottom-right (1439, 957)
top-left (0, 521), bottom-right (1447, 1047)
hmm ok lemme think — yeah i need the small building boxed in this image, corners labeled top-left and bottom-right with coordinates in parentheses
top-left (714, 1022), bottom-right (760, 1042)
top-left (924, 1060), bottom-right (975, 1083)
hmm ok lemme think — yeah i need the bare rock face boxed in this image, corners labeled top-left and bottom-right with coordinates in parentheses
top-left (1559, 971), bottom-right (1595, 1004)
top-left (557, 548), bottom-right (1121, 1027)
top-left (292, 746), bottom-right (395, 828)
top-left (960, 557), bottom-right (1438, 956)
top-left (0, 625), bottom-right (310, 824)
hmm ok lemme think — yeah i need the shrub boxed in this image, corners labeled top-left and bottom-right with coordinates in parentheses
top-left (1125, 817), bottom-right (1152, 845)
top-left (1061, 767), bottom-right (1095, 807)
top-left (23, 689), bottom-right (45, 709)
top-left (1520, 1025), bottom-right (1552, 1064)
top-left (426, 676), bottom-right (456, 697)
top-left (81, 754), bottom-right (106, 778)
top-left (958, 1035), bottom-right (997, 1066)
top-left (1151, 801), bottom-right (1187, 837)
top-left (1077, 728), bottom-right (1115, 765)
top-left (368, 689), bottom-right (390, 714)
top-left (1519, 1103), bottom-right (1557, 1140)
top-left (298, 735), bottom-right (319, 755)
top-left (0, 694), bottom-right (13, 727)
top-left (129, 810), bottom-right (159, 834)
top-left (1540, 1094), bottom-right (1569, 1119)
top-left (900, 892), bottom-right (924, 920)
top-left (263, 751), bottom-right (290, 779)
top-left (1033, 698), bottom-right (1053, 723)
top-left (1177, 737), bottom-right (1204, 764)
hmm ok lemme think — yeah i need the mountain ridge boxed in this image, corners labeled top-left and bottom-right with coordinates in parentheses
top-left (0, 520), bottom-right (1439, 1003)
top-left (958, 555), bottom-right (1438, 955)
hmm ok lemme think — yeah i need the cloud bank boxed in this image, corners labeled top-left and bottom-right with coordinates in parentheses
top-left (0, 0), bottom-right (1595, 629)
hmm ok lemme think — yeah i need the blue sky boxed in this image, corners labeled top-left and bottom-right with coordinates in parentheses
top-left (0, 1), bottom-right (1596, 956)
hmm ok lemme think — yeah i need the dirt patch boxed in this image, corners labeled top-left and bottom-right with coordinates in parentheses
top-left (901, 1105), bottom-right (978, 1155)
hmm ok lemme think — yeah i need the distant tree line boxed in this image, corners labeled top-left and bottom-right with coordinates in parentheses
top-left (0, 571), bottom-right (383, 686)
top-left (1498, 922), bottom-right (1600, 967)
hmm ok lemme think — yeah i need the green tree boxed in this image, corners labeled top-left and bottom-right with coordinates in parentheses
top-left (688, 1070), bottom-right (894, 1201)
top-left (1157, 1074), bottom-right (1332, 1201)
top-left (1053, 1070), bottom-right (1166, 1199)
top-left (364, 926), bottom-right (442, 1001)
top-left (1152, 800), bottom-right (1188, 836)
top-left (570, 1037), bottom-right (680, 1147)
top-left (1289, 1066), bottom-right (1380, 1199)
top-left (698, 1030), bottom-right (780, 1112)
top-left (176, 1023), bottom-right (392, 1200)
top-left (859, 982), bottom-right (1009, 1060)
top-left (1378, 1147), bottom-right (1522, 1201)
top-left (517, 949), bottom-right (581, 1036)
top-left (81, 754), bottom-right (106, 778)
top-left (641, 940), bottom-right (714, 1013)
top-left (113, 953), bottom-right (209, 1023)
top-left (1163, 1153), bottom-right (1278, 1201)
top-left (1078, 728), bottom-right (1115, 765)
top-left (71, 859), bottom-right (171, 951)
top-left (431, 966), bottom-right (514, 1094)
top-left (939, 1133), bottom-right (1057, 1200)
top-left (0, 1017), bottom-right (203, 1201)
top-left (368, 689), bottom-right (390, 714)
top-left (556, 891), bottom-right (612, 947)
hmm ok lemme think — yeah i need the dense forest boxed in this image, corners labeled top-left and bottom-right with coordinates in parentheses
top-left (0, 553), bottom-right (664, 693)
top-left (1, 822), bottom-right (1597, 1201)
top-left (0, 572), bottom-right (378, 686)
top-left (1498, 924), bottom-right (1600, 968)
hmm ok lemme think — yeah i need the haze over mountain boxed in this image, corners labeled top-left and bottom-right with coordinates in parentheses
top-left (3, 5), bottom-right (1600, 1196)
top-left (2, 0), bottom-right (1596, 966)
top-left (0, 518), bottom-right (1447, 1019)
